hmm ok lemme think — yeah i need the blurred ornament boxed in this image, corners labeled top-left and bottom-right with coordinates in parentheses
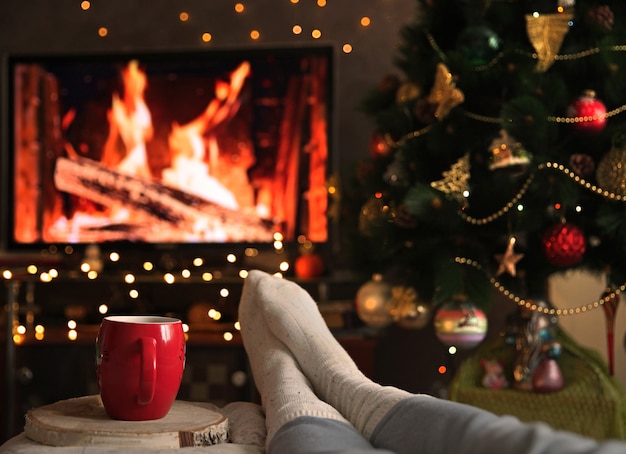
top-left (383, 152), bottom-right (409, 186)
top-left (434, 297), bottom-right (488, 349)
top-left (294, 251), bottom-right (325, 279)
top-left (558, 0), bottom-right (575, 7)
top-left (396, 81), bottom-right (422, 104)
top-left (355, 274), bottom-right (394, 328)
top-left (525, 8), bottom-right (574, 71)
top-left (431, 153), bottom-right (470, 203)
top-left (370, 132), bottom-right (392, 157)
top-left (427, 63), bottom-right (465, 120)
top-left (566, 90), bottom-right (607, 133)
top-left (505, 300), bottom-right (563, 392)
top-left (488, 129), bottom-right (532, 171)
top-left (531, 357), bottom-right (564, 393)
top-left (596, 143), bottom-right (626, 196)
top-left (586, 4), bottom-right (614, 33)
top-left (601, 287), bottom-right (620, 375)
top-left (569, 153), bottom-right (595, 178)
top-left (358, 196), bottom-right (395, 237)
top-left (388, 285), bottom-right (431, 330)
top-left (494, 237), bottom-right (524, 277)
top-left (480, 359), bottom-right (509, 390)
top-left (457, 25), bottom-right (502, 66)
top-left (394, 204), bottom-right (418, 229)
top-left (413, 97), bottom-right (437, 123)
top-left (542, 222), bottom-right (586, 266)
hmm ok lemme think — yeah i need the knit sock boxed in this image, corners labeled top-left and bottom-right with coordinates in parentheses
top-left (244, 270), bottom-right (412, 440)
top-left (239, 273), bottom-right (350, 448)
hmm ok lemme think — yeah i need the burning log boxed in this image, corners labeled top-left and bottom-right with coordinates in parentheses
top-left (53, 156), bottom-right (274, 242)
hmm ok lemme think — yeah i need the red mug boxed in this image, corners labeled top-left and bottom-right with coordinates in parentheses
top-left (96, 315), bottom-right (186, 421)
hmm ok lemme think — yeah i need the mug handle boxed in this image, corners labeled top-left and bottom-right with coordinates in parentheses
top-left (138, 337), bottom-right (157, 405)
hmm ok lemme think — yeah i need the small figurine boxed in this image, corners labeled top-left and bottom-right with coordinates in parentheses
top-left (504, 301), bottom-right (563, 392)
top-left (480, 358), bottom-right (509, 390)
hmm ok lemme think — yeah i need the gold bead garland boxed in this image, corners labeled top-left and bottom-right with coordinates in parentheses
top-left (454, 256), bottom-right (626, 315)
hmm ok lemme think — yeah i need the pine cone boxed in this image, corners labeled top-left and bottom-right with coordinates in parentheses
top-left (586, 5), bottom-right (614, 33)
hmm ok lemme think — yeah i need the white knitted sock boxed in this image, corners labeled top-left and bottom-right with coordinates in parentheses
top-left (239, 273), bottom-right (350, 447)
top-left (244, 270), bottom-right (412, 440)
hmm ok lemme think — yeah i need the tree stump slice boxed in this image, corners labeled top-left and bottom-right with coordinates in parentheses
top-left (24, 395), bottom-right (229, 448)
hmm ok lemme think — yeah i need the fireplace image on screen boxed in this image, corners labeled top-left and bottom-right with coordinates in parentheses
top-left (9, 47), bottom-right (331, 246)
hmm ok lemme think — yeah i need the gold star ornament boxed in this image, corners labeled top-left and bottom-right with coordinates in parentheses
top-left (427, 63), bottom-right (465, 120)
top-left (495, 237), bottom-right (524, 277)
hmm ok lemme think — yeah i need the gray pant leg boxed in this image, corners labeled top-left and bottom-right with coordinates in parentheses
top-left (269, 417), bottom-right (397, 454)
top-left (370, 395), bottom-right (626, 454)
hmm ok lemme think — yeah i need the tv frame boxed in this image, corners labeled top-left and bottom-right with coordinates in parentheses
top-left (1, 45), bottom-right (336, 267)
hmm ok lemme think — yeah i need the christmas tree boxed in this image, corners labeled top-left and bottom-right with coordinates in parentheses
top-left (347, 0), bottom-right (626, 320)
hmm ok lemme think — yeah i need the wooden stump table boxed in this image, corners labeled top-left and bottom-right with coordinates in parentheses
top-left (24, 395), bottom-right (229, 448)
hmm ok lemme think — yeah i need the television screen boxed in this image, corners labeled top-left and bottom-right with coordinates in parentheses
top-left (6, 46), bottom-right (332, 248)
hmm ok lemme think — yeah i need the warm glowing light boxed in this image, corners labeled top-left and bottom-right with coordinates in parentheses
top-left (81, 1), bottom-right (90, 10)
top-left (35, 332), bottom-right (44, 341)
top-left (87, 270), bottom-right (98, 279)
top-left (129, 289), bottom-right (139, 299)
top-left (202, 32), bottom-right (212, 43)
top-left (239, 269), bottom-right (249, 279)
top-left (375, 192), bottom-right (383, 199)
top-left (181, 269), bottom-right (191, 278)
top-left (234, 3), bottom-right (244, 13)
top-left (27, 265), bottom-right (38, 274)
top-left (223, 332), bottom-right (234, 341)
top-left (143, 261), bottom-right (154, 271)
top-left (49, 268), bottom-right (59, 278)
top-left (179, 11), bottom-right (189, 22)
top-left (193, 257), bottom-right (204, 266)
top-left (3, 270), bottom-right (13, 280)
top-left (81, 262), bottom-right (91, 272)
top-left (13, 334), bottom-right (24, 344)
top-left (554, 203), bottom-right (562, 210)
top-left (448, 346), bottom-right (457, 355)
top-left (99, 304), bottom-right (109, 314)
top-left (290, 0), bottom-right (299, 3)
top-left (17, 325), bottom-right (26, 335)
top-left (35, 325), bottom-right (45, 334)
top-left (244, 248), bottom-right (258, 257)
top-left (98, 27), bottom-right (108, 37)
top-left (68, 329), bottom-right (78, 341)
top-left (234, 321), bottom-right (241, 330)
top-left (124, 273), bottom-right (136, 284)
top-left (220, 288), bottom-right (230, 298)
top-left (40, 272), bottom-right (53, 282)
top-left (576, 205), bottom-right (582, 212)
top-left (181, 323), bottom-right (189, 333)
top-left (109, 252), bottom-right (120, 262)
top-left (274, 232), bottom-right (284, 241)
top-left (202, 272), bottom-right (214, 281)
top-left (227, 254), bottom-right (237, 263)
top-left (311, 29), bottom-right (322, 39)
top-left (250, 30), bottom-right (260, 40)
top-left (517, 204), bottom-right (524, 212)
top-left (279, 261), bottom-right (290, 272)
top-left (438, 365), bottom-right (447, 374)
top-left (164, 273), bottom-right (175, 284)
top-left (274, 240), bottom-right (284, 250)
top-left (67, 320), bottom-right (77, 329)
top-left (360, 16), bottom-right (371, 26)
top-left (292, 25), bottom-right (302, 35)
top-left (557, 6), bottom-right (564, 13)
top-left (317, 0), bottom-right (326, 6)
top-left (208, 309), bottom-right (218, 318)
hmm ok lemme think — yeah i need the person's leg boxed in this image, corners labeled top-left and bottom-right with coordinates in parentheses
top-left (246, 270), bottom-right (626, 454)
top-left (239, 273), bottom-right (395, 454)
top-left (243, 270), bottom-right (411, 439)
top-left (371, 395), bottom-right (626, 454)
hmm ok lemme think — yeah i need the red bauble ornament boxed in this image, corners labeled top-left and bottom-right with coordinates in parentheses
top-left (566, 90), bottom-right (607, 133)
top-left (294, 253), bottom-right (325, 279)
top-left (542, 223), bottom-right (586, 267)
